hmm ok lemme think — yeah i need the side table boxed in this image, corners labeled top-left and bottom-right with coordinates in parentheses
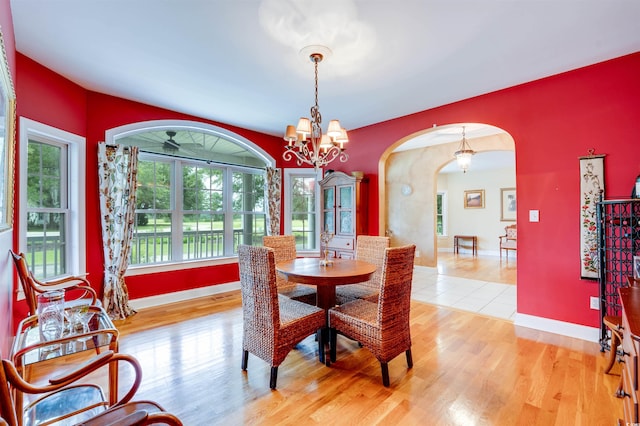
top-left (454, 235), bottom-right (478, 256)
top-left (11, 305), bottom-right (119, 426)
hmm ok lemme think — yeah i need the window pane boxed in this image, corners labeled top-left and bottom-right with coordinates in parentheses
top-left (131, 213), bottom-right (172, 264)
top-left (291, 176), bottom-right (316, 250)
top-left (182, 213), bottom-right (225, 259)
top-left (234, 213), bottom-right (265, 249)
top-left (27, 141), bottom-right (62, 209)
top-left (233, 172), bottom-right (265, 213)
top-left (436, 193), bottom-right (445, 236)
top-left (136, 160), bottom-right (172, 210)
top-left (26, 140), bottom-right (67, 280)
top-left (183, 166), bottom-right (223, 212)
top-left (26, 212), bottom-right (66, 278)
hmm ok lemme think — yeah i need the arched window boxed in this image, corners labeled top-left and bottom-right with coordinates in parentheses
top-left (106, 120), bottom-right (274, 267)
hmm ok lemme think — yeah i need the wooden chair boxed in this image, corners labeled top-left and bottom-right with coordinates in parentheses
top-left (0, 350), bottom-right (182, 426)
top-left (499, 224), bottom-right (517, 260)
top-left (329, 244), bottom-right (416, 387)
top-left (10, 250), bottom-right (99, 315)
top-left (603, 315), bottom-right (623, 374)
top-left (262, 235), bottom-right (317, 305)
top-left (238, 245), bottom-right (326, 389)
top-left (335, 235), bottom-right (390, 305)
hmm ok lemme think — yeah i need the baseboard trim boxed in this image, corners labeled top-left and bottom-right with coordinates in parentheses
top-left (129, 281), bottom-right (241, 310)
top-left (129, 283), bottom-right (598, 343)
top-left (514, 313), bottom-right (599, 343)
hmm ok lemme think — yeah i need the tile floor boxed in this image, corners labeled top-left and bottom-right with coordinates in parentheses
top-left (411, 265), bottom-right (517, 321)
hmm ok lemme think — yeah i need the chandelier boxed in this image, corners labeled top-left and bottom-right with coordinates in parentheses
top-left (283, 48), bottom-right (348, 169)
top-left (454, 126), bottom-right (475, 173)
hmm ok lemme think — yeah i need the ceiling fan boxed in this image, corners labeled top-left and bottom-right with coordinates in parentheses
top-left (163, 130), bottom-right (180, 152)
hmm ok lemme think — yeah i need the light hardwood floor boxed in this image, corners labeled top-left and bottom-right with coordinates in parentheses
top-left (26, 256), bottom-right (623, 425)
top-left (436, 251), bottom-right (517, 285)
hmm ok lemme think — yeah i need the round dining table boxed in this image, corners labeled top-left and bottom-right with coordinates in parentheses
top-left (275, 257), bottom-right (377, 364)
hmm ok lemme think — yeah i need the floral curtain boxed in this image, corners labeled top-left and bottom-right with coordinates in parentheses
top-left (266, 167), bottom-right (281, 236)
top-left (97, 143), bottom-right (138, 319)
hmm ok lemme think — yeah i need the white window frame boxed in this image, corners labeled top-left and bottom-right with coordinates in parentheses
top-left (18, 117), bottom-right (86, 278)
top-left (283, 168), bottom-right (322, 256)
top-left (436, 190), bottom-right (448, 237)
top-left (106, 119), bottom-right (275, 275)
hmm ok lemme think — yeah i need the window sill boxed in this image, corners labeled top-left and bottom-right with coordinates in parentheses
top-left (125, 257), bottom-right (238, 277)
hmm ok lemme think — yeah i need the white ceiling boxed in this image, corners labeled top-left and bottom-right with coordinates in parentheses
top-left (10, 0), bottom-right (640, 149)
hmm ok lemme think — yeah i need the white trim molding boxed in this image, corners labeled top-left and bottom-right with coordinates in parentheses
top-left (18, 117), bottom-right (86, 276)
top-left (514, 313), bottom-right (599, 343)
top-left (129, 281), bottom-right (240, 311)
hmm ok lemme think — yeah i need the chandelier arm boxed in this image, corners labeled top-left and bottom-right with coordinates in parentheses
top-left (315, 145), bottom-right (347, 167)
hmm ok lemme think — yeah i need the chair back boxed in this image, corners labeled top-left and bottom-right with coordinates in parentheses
top-left (505, 224), bottom-right (517, 240)
top-left (9, 251), bottom-right (39, 315)
top-left (377, 245), bottom-right (416, 327)
top-left (238, 245), bottom-right (279, 356)
top-left (262, 235), bottom-right (296, 263)
top-left (355, 236), bottom-right (390, 290)
top-left (263, 235), bottom-right (297, 289)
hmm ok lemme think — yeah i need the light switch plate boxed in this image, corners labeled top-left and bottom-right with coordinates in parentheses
top-left (529, 210), bottom-right (540, 222)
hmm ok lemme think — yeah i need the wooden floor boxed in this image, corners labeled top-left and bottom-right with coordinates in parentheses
top-left (24, 256), bottom-right (623, 425)
top-left (436, 251), bottom-right (517, 285)
top-left (29, 295), bottom-right (623, 424)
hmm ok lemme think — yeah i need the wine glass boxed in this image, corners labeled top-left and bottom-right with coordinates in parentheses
top-left (65, 305), bottom-right (94, 349)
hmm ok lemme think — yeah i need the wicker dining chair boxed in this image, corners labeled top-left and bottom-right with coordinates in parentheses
top-left (335, 235), bottom-right (390, 305)
top-left (329, 244), bottom-right (416, 387)
top-left (263, 235), bottom-right (317, 305)
top-left (0, 351), bottom-right (182, 426)
top-left (10, 250), bottom-right (99, 315)
top-left (238, 245), bottom-right (326, 389)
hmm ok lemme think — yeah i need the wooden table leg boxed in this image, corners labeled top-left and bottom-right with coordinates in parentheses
top-left (315, 285), bottom-right (336, 365)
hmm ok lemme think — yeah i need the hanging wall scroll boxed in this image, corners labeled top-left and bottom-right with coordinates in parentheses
top-left (579, 150), bottom-right (605, 279)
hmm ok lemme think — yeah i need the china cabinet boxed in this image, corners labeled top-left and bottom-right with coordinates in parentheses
top-left (319, 171), bottom-right (367, 259)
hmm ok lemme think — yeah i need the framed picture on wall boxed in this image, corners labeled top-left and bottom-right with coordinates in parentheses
top-left (634, 256), bottom-right (640, 280)
top-left (0, 28), bottom-right (17, 233)
top-left (464, 189), bottom-right (485, 209)
top-left (500, 188), bottom-right (517, 221)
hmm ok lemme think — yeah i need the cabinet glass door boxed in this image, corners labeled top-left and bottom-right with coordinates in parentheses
top-left (339, 186), bottom-right (352, 209)
top-left (337, 185), bottom-right (353, 235)
top-left (339, 211), bottom-right (353, 234)
top-left (323, 187), bottom-right (335, 233)
top-left (324, 212), bottom-right (335, 233)
top-left (324, 187), bottom-right (335, 209)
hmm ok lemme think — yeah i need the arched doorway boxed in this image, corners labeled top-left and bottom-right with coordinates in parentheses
top-left (377, 123), bottom-right (515, 270)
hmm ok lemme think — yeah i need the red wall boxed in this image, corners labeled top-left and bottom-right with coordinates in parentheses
top-left (11, 41), bottom-right (640, 332)
top-left (346, 52), bottom-right (640, 327)
top-left (84, 93), bottom-right (284, 298)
